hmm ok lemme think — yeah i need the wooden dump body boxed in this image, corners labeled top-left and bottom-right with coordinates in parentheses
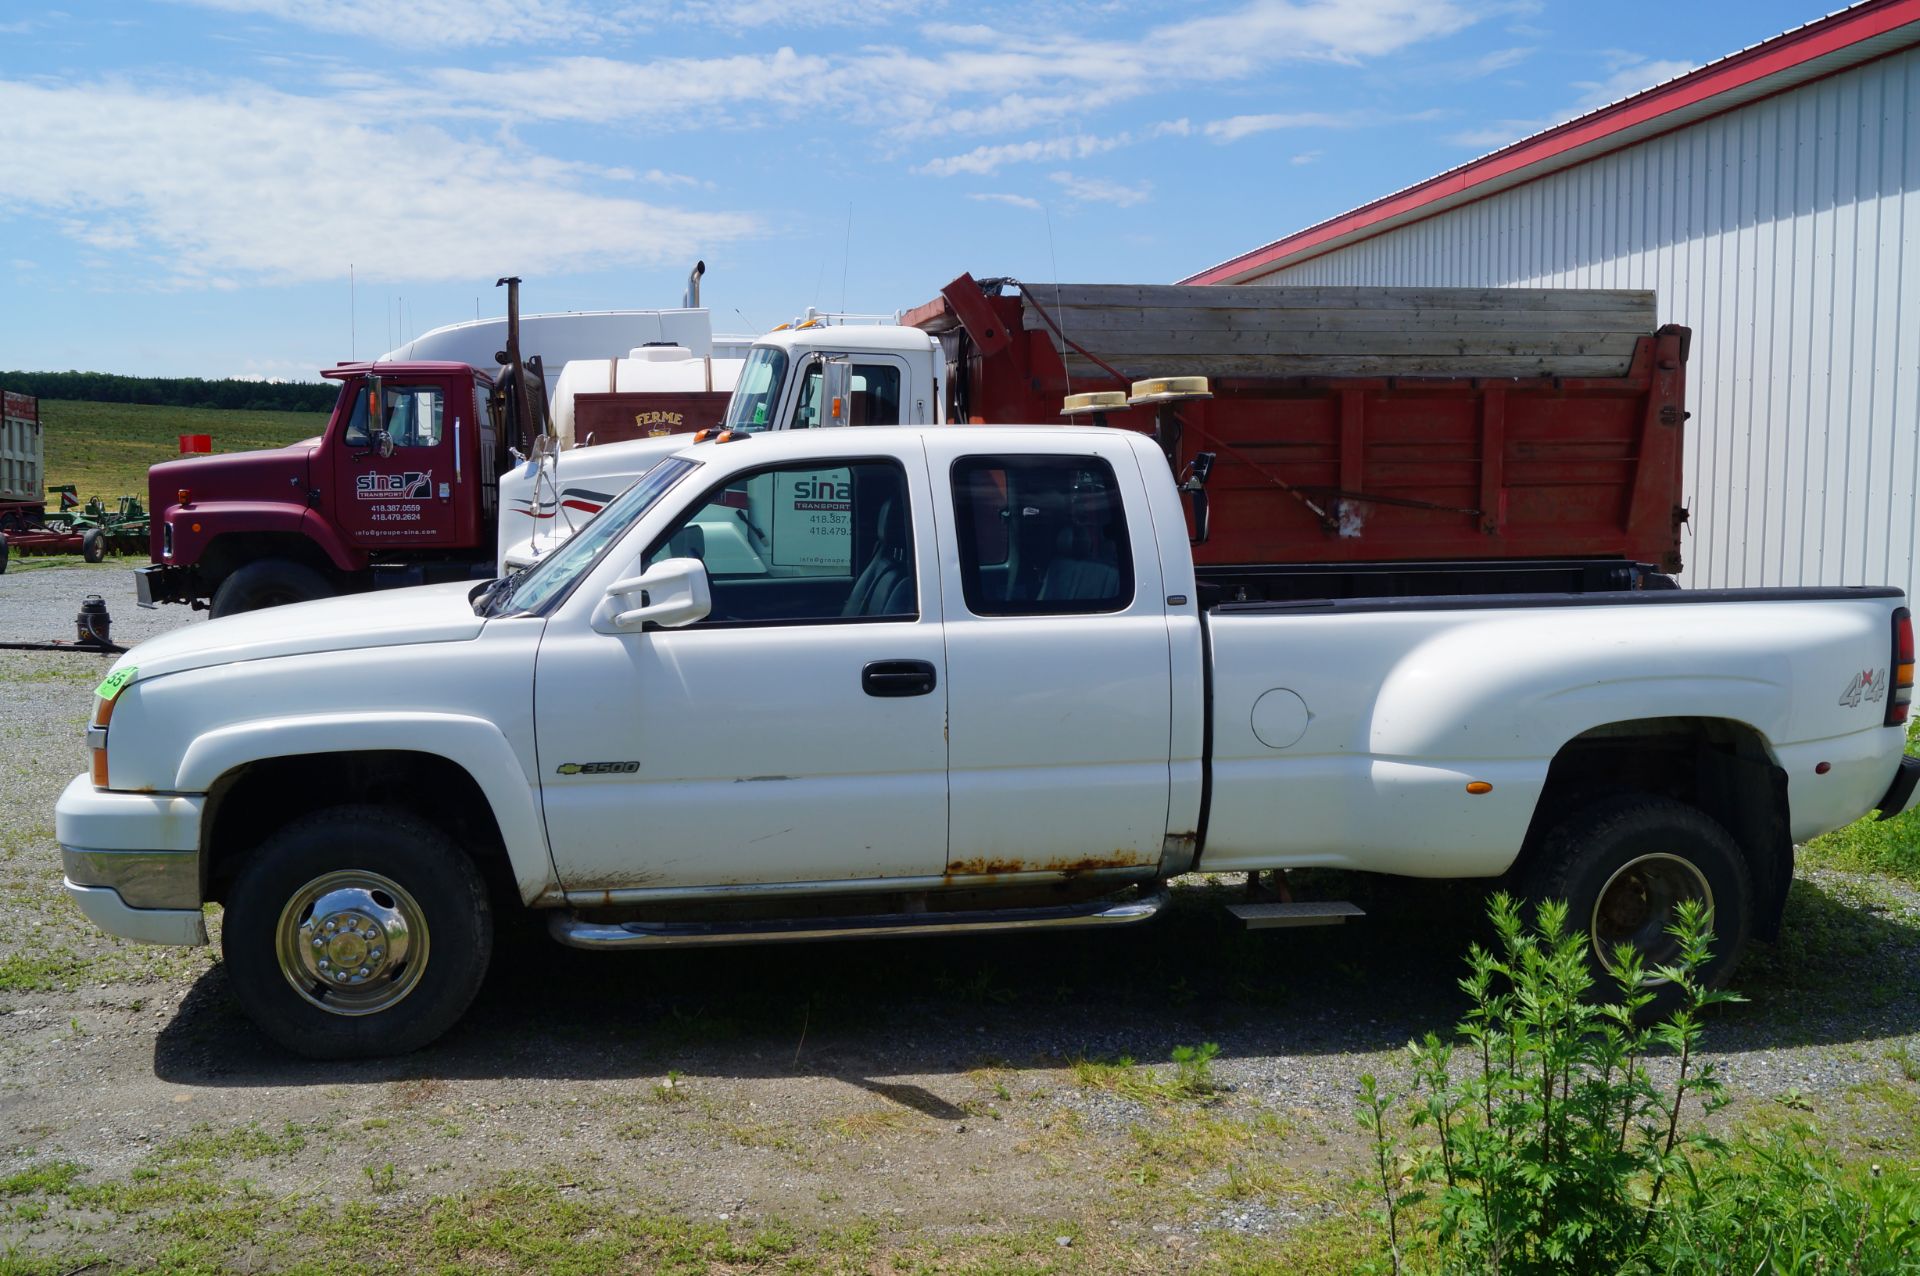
top-left (568, 389), bottom-right (731, 446)
top-left (904, 277), bottom-right (1689, 582)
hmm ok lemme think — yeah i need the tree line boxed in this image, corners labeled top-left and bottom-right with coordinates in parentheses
top-left (0, 371), bottom-right (335, 413)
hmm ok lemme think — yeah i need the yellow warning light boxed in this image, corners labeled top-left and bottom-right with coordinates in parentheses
top-left (1129, 376), bottom-right (1213, 406)
top-left (1061, 391), bottom-right (1128, 417)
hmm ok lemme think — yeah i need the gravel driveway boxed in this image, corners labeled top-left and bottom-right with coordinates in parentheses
top-left (2, 562), bottom-right (1917, 1271)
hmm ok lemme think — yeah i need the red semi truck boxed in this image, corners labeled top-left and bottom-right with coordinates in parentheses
top-left (134, 278), bottom-right (746, 616)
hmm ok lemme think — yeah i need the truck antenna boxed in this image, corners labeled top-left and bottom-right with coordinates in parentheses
top-left (840, 202), bottom-right (852, 315)
top-left (1044, 205), bottom-right (1070, 396)
top-left (349, 263), bottom-right (355, 361)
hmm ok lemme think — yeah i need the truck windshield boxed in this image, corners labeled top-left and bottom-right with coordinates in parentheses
top-left (722, 346), bottom-right (787, 432)
top-left (481, 456), bottom-right (701, 617)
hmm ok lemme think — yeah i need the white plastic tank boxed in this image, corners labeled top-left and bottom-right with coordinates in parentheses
top-left (549, 345), bottom-right (747, 450)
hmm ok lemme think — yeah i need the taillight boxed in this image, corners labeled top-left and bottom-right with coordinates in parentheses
top-left (1889, 606), bottom-right (1913, 727)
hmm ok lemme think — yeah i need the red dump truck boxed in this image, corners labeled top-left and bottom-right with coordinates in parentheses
top-left (903, 276), bottom-right (1689, 597)
top-left (1, 391), bottom-right (43, 535)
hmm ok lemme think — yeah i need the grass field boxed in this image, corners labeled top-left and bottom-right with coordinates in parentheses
top-left (36, 400), bottom-right (329, 505)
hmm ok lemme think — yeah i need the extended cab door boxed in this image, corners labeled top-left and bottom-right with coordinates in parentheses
top-left (330, 374), bottom-right (468, 548)
top-left (924, 434), bottom-right (1175, 875)
top-left (534, 441), bottom-right (950, 892)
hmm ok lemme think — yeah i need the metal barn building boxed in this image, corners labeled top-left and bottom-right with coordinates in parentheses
top-left (1185, 0), bottom-right (1920, 601)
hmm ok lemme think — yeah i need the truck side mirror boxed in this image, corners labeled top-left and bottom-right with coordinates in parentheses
top-left (594, 557), bottom-right (712, 633)
top-left (1182, 451), bottom-right (1216, 545)
top-left (821, 358), bottom-right (853, 428)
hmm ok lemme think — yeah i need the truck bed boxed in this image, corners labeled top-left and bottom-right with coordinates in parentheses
top-left (1200, 584), bottom-right (1908, 881)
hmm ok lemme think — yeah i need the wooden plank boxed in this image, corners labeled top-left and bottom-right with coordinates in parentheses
top-left (1045, 329), bottom-right (1645, 359)
top-left (1059, 353), bottom-right (1637, 378)
top-left (1023, 305), bottom-right (1656, 335)
top-left (1031, 283), bottom-right (1655, 314)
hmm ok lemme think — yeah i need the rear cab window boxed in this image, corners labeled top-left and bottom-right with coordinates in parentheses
top-left (950, 455), bottom-right (1134, 616)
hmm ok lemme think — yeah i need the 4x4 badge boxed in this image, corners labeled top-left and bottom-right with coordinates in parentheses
top-left (555, 761), bottom-right (639, 775)
top-left (1839, 668), bottom-right (1888, 709)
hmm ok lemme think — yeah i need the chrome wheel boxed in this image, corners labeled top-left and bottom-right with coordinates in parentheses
top-left (274, 870), bottom-right (429, 1016)
top-left (1590, 852), bottom-right (1713, 979)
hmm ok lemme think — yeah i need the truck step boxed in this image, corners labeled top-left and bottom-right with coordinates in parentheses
top-left (549, 888), bottom-right (1169, 951)
top-left (1227, 900), bottom-right (1365, 929)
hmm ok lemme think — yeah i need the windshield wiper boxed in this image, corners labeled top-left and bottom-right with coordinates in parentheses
top-left (473, 574), bottom-right (518, 618)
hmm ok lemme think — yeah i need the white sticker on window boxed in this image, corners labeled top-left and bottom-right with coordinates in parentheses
top-left (770, 468), bottom-right (853, 569)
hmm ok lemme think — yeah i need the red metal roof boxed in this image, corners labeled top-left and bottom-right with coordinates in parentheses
top-left (1182, 0), bottom-right (1920, 285)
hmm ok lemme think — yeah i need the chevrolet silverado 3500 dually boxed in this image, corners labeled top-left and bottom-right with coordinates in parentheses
top-left (59, 426), bottom-right (1920, 1058)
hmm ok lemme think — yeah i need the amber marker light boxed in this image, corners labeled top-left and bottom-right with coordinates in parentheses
top-left (177, 488), bottom-right (192, 507)
top-left (89, 695), bottom-right (114, 788)
top-left (1465, 781), bottom-right (1493, 795)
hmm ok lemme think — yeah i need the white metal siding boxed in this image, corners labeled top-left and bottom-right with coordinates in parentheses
top-left (1253, 44), bottom-right (1920, 603)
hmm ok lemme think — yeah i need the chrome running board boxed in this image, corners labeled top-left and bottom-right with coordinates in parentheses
top-left (548, 888), bottom-right (1169, 951)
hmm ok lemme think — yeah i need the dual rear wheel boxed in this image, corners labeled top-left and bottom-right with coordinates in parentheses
top-left (1521, 794), bottom-right (1753, 1013)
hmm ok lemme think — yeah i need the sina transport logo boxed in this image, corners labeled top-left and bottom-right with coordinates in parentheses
top-left (356, 470), bottom-right (433, 501)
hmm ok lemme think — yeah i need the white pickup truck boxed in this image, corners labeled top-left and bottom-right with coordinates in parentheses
top-left (58, 426), bottom-right (1919, 1059)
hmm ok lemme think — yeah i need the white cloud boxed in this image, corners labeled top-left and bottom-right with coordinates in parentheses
top-left (1443, 53), bottom-right (1698, 152)
top-left (921, 21), bottom-right (999, 44)
top-left (1464, 45), bottom-right (1535, 76)
top-left (641, 168), bottom-right (710, 189)
top-left (919, 120), bottom-right (1190, 176)
top-left (1572, 56), bottom-right (1696, 110)
top-left (968, 193), bottom-right (1043, 210)
top-left (354, 0), bottom-right (1489, 138)
top-left (0, 78), bottom-right (758, 288)
top-left (1202, 111), bottom-right (1354, 143)
top-left (1444, 119), bottom-right (1544, 149)
top-left (1048, 171), bottom-right (1150, 208)
top-left (166, 0), bottom-right (650, 46)
top-left (394, 49), bottom-right (834, 126)
top-left (1290, 150), bottom-right (1323, 165)
top-left (678, 0), bottom-right (926, 26)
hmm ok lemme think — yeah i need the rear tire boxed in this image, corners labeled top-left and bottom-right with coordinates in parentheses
top-left (1521, 794), bottom-right (1752, 1015)
top-left (209, 558), bottom-right (334, 618)
top-left (80, 529), bottom-right (104, 563)
top-left (221, 805), bottom-right (493, 1059)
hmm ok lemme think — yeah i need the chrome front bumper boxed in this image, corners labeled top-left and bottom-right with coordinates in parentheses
top-left (55, 773), bottom-right (208, 947)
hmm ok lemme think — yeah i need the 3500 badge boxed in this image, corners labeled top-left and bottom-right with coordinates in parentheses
top-left (555, 761), bottom-right (641, 776)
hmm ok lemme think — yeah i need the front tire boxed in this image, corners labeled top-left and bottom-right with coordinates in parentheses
top-left (1522, 794), bottom-right (1752, 1012)
top-left (222, 805), bottom-right (492, 1059)
top-left (209, 558), bottom-right (334, 618)
top-left (80, 529), bottom-right (104, 563)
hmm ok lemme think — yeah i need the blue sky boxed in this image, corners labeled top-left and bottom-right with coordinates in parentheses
top-left (0, 0), bottom-right (1840, 380)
